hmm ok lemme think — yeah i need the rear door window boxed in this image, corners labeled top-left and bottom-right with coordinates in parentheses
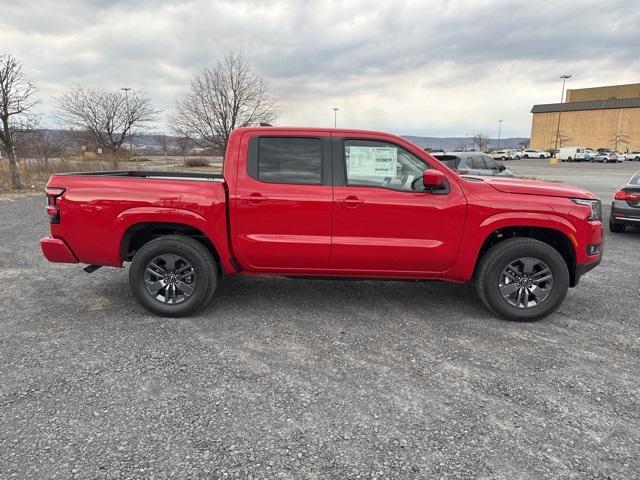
top-left (256, 137), bottom-right (322, 184)
top-left (469, 156), bottom-right (487, 169)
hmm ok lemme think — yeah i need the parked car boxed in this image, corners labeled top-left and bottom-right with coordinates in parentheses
top-left (490, 150), bottom-right (516, 161)
top-left (583, 149), bottom-right (597, 161)
top-left (546, 149), bottom-right (559, 158)
top-left (522, 149), bottom-right (550, 159)
top-left (557, 147), bottom-right (586, 162)
top-left (624, 151), bottom-right (640, 161)
top-left (41, 127), bottom-right (603, 322)
top-left (594, 149), bottom-right (623, 163)
top-left (432, 152), bottom-right (514, 177)
top-left (609, 170), bottom-right (640, 232)
top-left (512, 150), bottom-right (524, 159)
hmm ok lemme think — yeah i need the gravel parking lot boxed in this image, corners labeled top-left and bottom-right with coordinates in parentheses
top-left (1, 162), bottom-right (639, 479)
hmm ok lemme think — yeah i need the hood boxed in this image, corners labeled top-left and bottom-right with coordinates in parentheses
top-left (475, 176), bottom-right (596, 199)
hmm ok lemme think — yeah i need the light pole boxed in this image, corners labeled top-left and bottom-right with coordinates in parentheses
top-left (333, 107), bottom-right (339, 128)
top-left (554, 75), bottom-right (571, 152)
top-left (465, 133), bottom-right (469, 150)
top-left (121, 87), bottom-right (133, 154)
top-left (497, 120), bottom-right (503, 149)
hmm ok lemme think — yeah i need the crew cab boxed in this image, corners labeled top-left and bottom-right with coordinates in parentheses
top-left (41, 127), bottom-right (604, 322)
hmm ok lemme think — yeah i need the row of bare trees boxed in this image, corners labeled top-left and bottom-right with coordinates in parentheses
top-left (0, 53), bottom-right (279, 189)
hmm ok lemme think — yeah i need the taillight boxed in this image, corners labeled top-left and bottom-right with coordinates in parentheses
top-left (45, 187), bottom-right (65, 224)
top-left (614, 189), bottom-right (640, 203)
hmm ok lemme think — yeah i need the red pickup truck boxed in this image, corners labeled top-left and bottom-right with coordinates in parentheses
top-left (41, 127), bottom-right (603, 321)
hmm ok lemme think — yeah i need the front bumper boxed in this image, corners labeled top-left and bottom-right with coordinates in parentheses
top-left (40, 237), bottom-right (78, 263)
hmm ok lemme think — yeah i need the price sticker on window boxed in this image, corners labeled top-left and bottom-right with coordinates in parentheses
top-left (347, 146), bottom-right (398, 178)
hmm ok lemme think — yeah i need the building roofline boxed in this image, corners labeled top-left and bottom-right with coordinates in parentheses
top-left (531, 97), bottom-right (640, 113)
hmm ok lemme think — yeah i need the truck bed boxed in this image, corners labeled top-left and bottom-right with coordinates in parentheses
top-left (52, 170), bottom-right (224, 182)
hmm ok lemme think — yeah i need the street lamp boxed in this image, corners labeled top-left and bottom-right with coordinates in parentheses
top-left (333, 107), bottom-right (339, 128)
top-left (497, 120), bottom-right (503, 149)
top-left (121, 87), bottom-right (133, 154)
top-left (554, 75), bottom-right (571, 152)
top-left (465, 133), bottom-right (469, 150)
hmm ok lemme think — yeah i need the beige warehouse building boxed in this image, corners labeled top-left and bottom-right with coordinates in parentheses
top-left (530, 83), bottom-right (640, 151)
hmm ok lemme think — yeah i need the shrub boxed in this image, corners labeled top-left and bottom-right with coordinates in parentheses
top-left (184, 157), bottom-right (210, 168)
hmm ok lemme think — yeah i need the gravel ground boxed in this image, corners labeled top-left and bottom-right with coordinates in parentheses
top-left (1, 173), bottom-right (639, 478)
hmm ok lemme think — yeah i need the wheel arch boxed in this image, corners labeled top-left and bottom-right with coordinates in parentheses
top-left (474, 225), bottom-right (578, 286)
top-left (110, 206), bottom-right (235, 274)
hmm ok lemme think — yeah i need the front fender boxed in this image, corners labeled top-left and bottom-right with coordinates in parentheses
top-left (445, 211), bottom-right (578, 282)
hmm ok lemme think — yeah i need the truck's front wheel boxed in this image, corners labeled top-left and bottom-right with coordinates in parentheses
top-left (129, 235), bottom-right (217, 317)
top-left (475, 238), bottom-right (569, 322)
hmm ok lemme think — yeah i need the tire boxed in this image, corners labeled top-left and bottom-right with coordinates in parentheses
top-left (523, 154), bottom-right (529, 158)
top-left (609, 220), bottom-right (625, 233)
top-left (635, 157), bottom-right (640, 161)
top-left (540, 155), bottom-right (545, 159)
top-left (475, 238), bottom-right (569, 322)
top-left (501, 156), bottom-right (507, 161)
top-left (129, 235), bottom-right (218, 317)
top-left (567, 157), bottom-right (572, 162)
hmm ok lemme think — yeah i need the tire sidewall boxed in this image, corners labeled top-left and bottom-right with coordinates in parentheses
top-left (482, 242), bottom-right (569, 322)
top-left (129, 237), bottom-right (215, 317)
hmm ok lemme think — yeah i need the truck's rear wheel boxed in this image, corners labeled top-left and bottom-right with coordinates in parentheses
top-left (475, 238), bottom-right (569, 322)
top-left (129, 235), bottom-right (217, 317)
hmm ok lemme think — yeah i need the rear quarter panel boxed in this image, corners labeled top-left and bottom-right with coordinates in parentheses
top-left (46, 175), bottom-right (233, 271)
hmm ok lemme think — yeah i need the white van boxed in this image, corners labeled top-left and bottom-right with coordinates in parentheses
top-left (558, 147), bottom-right (588, 162)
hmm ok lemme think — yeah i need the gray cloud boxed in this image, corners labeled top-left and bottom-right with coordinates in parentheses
top-left (1, 0), bottom-right (639, 137)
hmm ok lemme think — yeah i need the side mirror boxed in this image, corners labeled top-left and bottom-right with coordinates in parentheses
top-left (422, 169), bottom-right (446, 189)
top-left (499, 164), bottom-right (506, 171)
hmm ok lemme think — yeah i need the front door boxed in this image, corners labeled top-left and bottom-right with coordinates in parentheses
top-left (232, 134), bottom-right (333, 271)
top-left (330, 137), bottom-right (467, 274)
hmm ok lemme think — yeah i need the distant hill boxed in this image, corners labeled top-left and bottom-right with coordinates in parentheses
top-left (28, 129), bottom-right (529, 153)
top-left (402, 135), bottom-right (530, 151)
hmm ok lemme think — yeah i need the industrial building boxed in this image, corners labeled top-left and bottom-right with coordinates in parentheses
top-left (530, 83), bottom-right (640, 151)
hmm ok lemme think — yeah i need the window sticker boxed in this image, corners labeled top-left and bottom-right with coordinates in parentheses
top-left (347, 146), bottom-right (398, 178)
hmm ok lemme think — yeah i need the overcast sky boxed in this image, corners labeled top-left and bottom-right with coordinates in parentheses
top-left (2, 0), bottom-right (639, 138)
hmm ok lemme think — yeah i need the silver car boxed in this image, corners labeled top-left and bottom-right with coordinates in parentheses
top-left (433, 152), bottom-right (514, 177)
top-left (594, 150), bottom-right (623, 163)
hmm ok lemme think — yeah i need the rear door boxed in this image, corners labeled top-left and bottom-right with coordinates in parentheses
top-left (330, 135), bottom-right (467, 273)
top-left (231, 132), bottom-right (333, 271)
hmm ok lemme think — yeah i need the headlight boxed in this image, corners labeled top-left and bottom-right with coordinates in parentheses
top-left (571, 198), bottom-right (602, 221)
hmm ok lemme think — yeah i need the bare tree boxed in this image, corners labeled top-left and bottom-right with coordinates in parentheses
top-left (29, 129), bottom-right (66, 164)
top-left (611, 131), bottom-right (630, 152)
top-left (53, 85), bottom-right (158, 156)
top-left (472, 133), bottom-right (490, 152)
top-left (175, 136), bottom-right (191, 161)
top-left (169, 53), bottom-right (278, 158)
top-left (557, 131), bottom-right (571, 148)
top-left (154, 134), bottom-right (170, 157)
top-left (0, 54), bottom-right (38, 189)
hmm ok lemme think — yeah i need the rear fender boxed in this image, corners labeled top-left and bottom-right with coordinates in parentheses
top-left (110, 207), bottom-right (234, 272)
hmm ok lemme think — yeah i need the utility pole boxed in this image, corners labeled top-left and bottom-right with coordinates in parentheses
top-left (121, 87), bottom-right (133, 155)
top-left (333, 107), bottom-right (339, 128)
top-left (554, 75), bottom-right (571, 152)
top-left (497, 120), bottom-right (503, 149)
